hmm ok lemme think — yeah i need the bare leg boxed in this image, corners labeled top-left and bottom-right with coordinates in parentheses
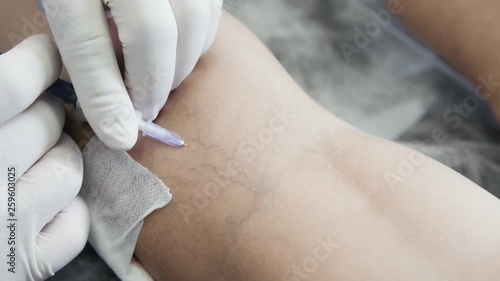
top-left (131, 13), bottom-right (500, 281)
top-left (386, 0), bottom-right (500, 119)
top-left (2, 4), bottom-right (500, 280)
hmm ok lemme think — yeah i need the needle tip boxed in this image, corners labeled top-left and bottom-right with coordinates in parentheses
top-left (183, 143), bottom-right (189, 147)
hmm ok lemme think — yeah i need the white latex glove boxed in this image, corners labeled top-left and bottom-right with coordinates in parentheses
top-left (0, 35), bottom-right (89, 281)
top-left (38, 0), bottom-right (223, 150)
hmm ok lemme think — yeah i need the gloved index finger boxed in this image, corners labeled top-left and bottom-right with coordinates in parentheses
top-left (107, 0), bottom-right (177, 121)
top-left (0, 35), bottom-right (62, 124)
top-left (42, 0), bottom-right (138, 150)
top-left (169, 0), bottom-right (211, 90)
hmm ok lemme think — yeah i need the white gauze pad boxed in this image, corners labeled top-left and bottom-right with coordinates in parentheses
top-left (79, 136), bottom-right (172, 281)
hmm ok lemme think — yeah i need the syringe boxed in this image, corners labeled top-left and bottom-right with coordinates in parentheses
top-left (44, 78), bottom-right (187, 147)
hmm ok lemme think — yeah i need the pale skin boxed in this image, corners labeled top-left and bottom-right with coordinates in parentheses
top-left (2, 1), bottom-right (500, 281)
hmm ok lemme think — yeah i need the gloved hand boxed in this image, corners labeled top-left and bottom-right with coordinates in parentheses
top-left (37, 0), bottom-right (224, 150)
top-left (0, 35), bottom-right (89, 281)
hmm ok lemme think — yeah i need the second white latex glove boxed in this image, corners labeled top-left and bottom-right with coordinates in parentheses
top-left (39, 0), bottom-right (223, 150)
top-left (0, 35), bottom-right (89, 281)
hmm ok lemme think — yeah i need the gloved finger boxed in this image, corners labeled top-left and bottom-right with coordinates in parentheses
top-left (202, 0), bottom-right (224, 55)
top-left (0, 97), bottom-right (64, 179)
top-left (42, 0), bottom-right (138, 150)
top-left (36, 197), bottom-right (89, 277)
top-left (169, 0), bottom-right (211, 89)
top-left (0, 34), bottom-right (62, 124)
top-left (17, 133), bottom-right (83, 232)
top-left (108, 0), bottom-right (177, 120)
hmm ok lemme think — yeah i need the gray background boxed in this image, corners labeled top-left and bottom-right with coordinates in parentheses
top-left (49, 0), bottom-right (500, 279)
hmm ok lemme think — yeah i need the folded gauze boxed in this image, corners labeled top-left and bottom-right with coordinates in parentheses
top-left (79, 136), bottom-right (172, 280)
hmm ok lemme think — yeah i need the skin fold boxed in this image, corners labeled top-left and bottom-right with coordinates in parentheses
top-left (2, 3), bottom-right (500, 281)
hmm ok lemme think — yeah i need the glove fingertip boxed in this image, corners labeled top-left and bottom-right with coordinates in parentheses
top-left (89, 108), bottom-right (139, 151)
top-left (101, 123), bottom-right (139, 151)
